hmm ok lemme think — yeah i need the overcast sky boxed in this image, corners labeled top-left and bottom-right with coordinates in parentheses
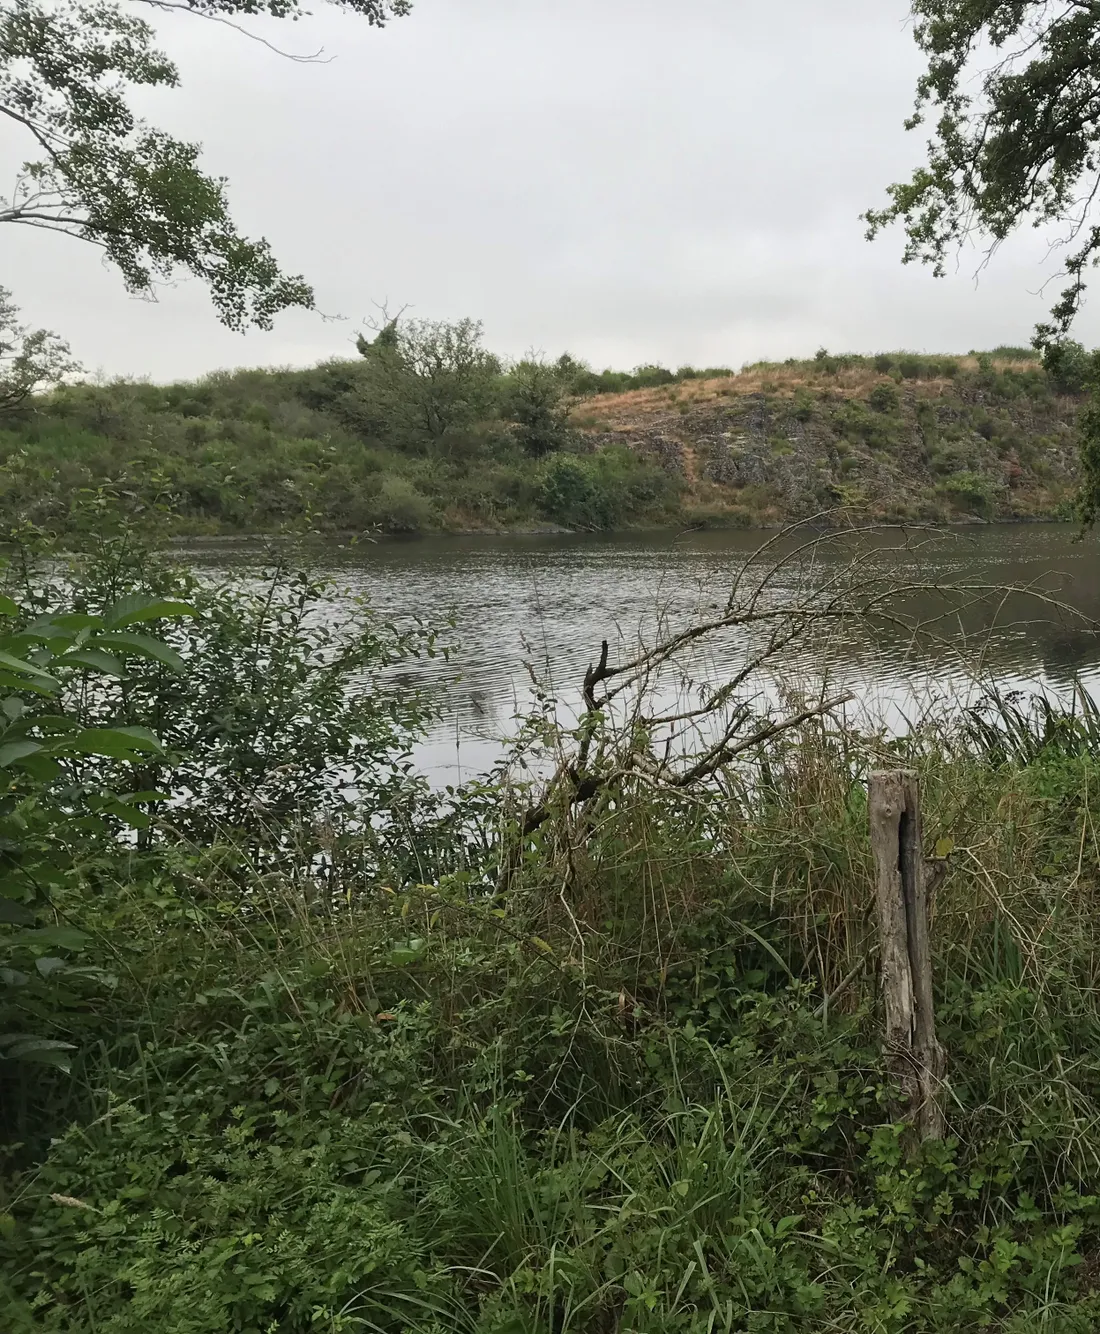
top-left (7, 0), bottom-right (1099, 382)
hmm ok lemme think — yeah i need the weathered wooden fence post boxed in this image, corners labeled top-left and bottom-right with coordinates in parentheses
top-left (868, 769), bottom-right (946, 1143)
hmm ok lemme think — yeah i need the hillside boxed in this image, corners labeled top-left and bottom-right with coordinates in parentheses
top-left (573, 353), bottom-right (1081, 526)
top-left (0, 346), bottom-right (1082, 537)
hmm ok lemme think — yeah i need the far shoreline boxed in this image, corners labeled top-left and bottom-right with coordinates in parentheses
top-left (156, 512), bottom-right (1080, 555)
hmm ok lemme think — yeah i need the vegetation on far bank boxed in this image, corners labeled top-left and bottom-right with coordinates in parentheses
top-left (0, 328), bottom-right (1090, 539)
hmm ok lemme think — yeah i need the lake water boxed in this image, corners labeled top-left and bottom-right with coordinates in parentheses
top-left (182, 524), bottom-right (1100, 782)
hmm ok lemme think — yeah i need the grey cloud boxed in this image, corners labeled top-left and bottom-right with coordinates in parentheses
top-left (2, 0), bottom-right (1094, 381)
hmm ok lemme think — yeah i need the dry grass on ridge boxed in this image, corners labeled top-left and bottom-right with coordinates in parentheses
top-left (568, 355), bottom-right (1043, 431)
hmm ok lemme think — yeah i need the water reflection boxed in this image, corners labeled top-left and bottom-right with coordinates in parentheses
top-left (179, 525), bottom-right (1100, 780)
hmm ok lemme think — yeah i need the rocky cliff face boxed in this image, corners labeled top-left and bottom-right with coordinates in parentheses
top-left (573, 358), bottom-right (1081, 525)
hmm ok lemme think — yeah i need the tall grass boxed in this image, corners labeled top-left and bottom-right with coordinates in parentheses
top-left (4, 686), bottom-right (1100, 1329)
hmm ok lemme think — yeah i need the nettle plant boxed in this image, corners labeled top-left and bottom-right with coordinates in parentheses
top-left (0, 590), bottom-right (194, 1071)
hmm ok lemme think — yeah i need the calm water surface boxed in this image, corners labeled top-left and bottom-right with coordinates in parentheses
top-left (182, 525), bottom-right (1100, 781)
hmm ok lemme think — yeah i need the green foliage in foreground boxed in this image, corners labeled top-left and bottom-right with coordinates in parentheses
top-left (4, 733), bottom-right (1100, 1330)
top-left (0, 584), bottom-right (199, 1072)
top-left (1, 542), bottom-right (1100, 1329)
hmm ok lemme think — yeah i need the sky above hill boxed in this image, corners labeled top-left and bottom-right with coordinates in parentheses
top-left (7, 0), bottom-right (1100, 382)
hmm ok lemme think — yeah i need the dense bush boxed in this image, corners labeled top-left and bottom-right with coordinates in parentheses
top-left (868, 381), bottom-right (900, 413)
top-left (1042, 339), bottom-right (1093, 395)
top-left (559, 360), bottom-right (732, 397)
top-left (500, 359), bottom-right (574, 456)
top-left (349, 317), bottom-right (503, 451)
top-left (987, 344), bottom-right (1041, 360)
top-left (0, 319), bottom-right (704, 538)
top-left (938, 469), bottom-right (995, 516)
top-left (536, 446), bottom-right (676, 529)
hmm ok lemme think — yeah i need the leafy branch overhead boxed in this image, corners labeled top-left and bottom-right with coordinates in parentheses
top-left (866, 1), bottom-right (1100, 340)
top-left (162, 0), bottom-right (409, 17)
top-left (0, 0), bottom-right (410, 329)
top-left (0, 286), bottom-right (77, 413)
top-left (868, 0), bottom-right (1100, 525)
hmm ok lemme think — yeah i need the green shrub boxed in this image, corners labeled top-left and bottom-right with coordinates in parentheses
top-left (988, 344), bottom-right (1041, 360)
top-left (791, 388), bottom-right (815, 422)
top-left (535, 447), bottom-right (673, 530)
top-left (500, 361), bottom-right (573, 456)
top-left (835, 399), bottom-right (903, 450)
top-left (566, 367), bottom-right (633, 397)
top-left (1, 1007), bottom-right (451, 1333)
top-left (939, 470), bottom-right (994, 515)
top-left (368, 474), bottom-right (433, 531)
top-left (0, 589), bottom-right (199, 1105)
top-left (1042, 339), bottom-right (1092, 395)
top-left (868, 382), bottom-right (900, 413)
top-left (631, 364), bottom-right (677, 389)
top-left (536, 453), bottom-right (617, 529)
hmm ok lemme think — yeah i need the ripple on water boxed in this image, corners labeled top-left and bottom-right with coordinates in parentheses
top-left (180, 525), bottom-right (1100, 781)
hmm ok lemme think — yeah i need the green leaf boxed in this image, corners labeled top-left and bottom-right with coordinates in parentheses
top-left (935, 836), bottom-right (955, 859)
top-left (8, 926), bottom-right (89, 951)
top-left (93, 796), bottom-right (152, 829)
top-left (0, 740), bottom-right (43, 768)
top-left (386, 938), bottom-right (426, 967)
top-left (73, 727), bottom-right (164, 761)
top-left (113, 726), bottom-right (164, 750)
top-left (1, 1037), bottom-right (77, 1071)
top-left (0, 650), bottom-right (58, 687)
top-left (0, 672), bottom-right (55, 696)
top-left (25, 614), bottom-right (99, 635)
top-left (0, 596), bottom-right (18, 617)
top-left (13, 753), bottom-right (62, 781)
top-left (102, 595), bottom-right (197, 630)
top-left (56, 648), bottom-right (126, 677)
top-left (0, 899), bottom-right (35, 925)
top-left (2, 714), bottom-right (80, 738)
top-left (91, 632), bottom-right (186, 674)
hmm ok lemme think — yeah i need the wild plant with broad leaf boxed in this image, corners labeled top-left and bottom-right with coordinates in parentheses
top-left (0, 589), bottom-right (195, 1074)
